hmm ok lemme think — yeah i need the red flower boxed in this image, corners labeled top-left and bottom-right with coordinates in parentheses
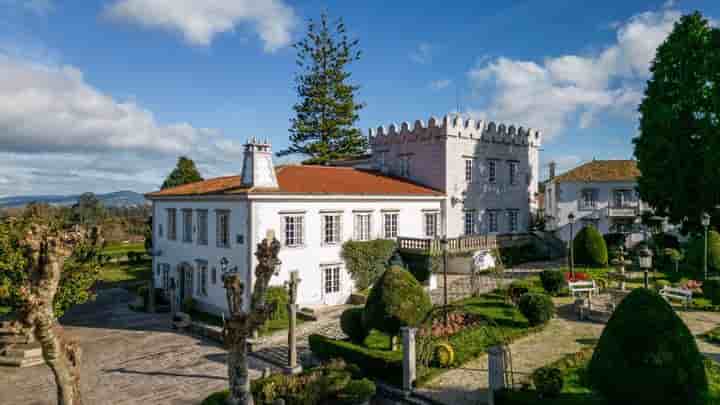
top-left (564, 272), bottom-right (590, 282)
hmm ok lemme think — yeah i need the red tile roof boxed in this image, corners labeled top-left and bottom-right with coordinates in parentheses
top-left (552, 160), bottom-right (640, 183)
top-left (146, 165), bottom-right (444, 198)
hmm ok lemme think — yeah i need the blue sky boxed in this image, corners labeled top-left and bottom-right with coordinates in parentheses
top-left (0, 0), bottom-right (718, 196)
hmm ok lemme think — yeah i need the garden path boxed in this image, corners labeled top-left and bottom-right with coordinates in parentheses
top-left (415, 300), bottom-right (720, 405)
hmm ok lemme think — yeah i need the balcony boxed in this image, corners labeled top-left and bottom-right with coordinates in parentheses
top-left (607, 205), bottom-right (639, 218)
top-left (397, 235), bottom-right (498, 255)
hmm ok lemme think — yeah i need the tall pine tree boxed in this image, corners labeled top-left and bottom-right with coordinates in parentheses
top-left (161, 156), bottom-right (204, 189)
top-left (278, 13), bottom-right (367, 164)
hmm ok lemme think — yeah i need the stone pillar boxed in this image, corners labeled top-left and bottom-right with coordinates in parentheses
top-left (285, 271), bottom-right (302, 374)
top-left (488, 345), bottom-right (507, 405)
top-left (401, 327), bottom-right (417, 393)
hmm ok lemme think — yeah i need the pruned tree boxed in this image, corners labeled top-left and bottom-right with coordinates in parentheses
top-left (278, 13), bottom-right (367, 164)
top-left (223, 230), bottom-right (280, 405)
top-left (11, 224), bottom-right (103, 405)
top-left (161, 156), bottom-right (204, 190)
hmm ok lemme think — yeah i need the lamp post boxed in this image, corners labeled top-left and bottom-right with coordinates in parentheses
top-left (703, 212), bottom-right (711, 281)
top-left (440, 236), bottom-right (449, 327)
top-left (639, 245), bottom-right (653, 289)
top-left (568, 213), bottom-right (576, 279)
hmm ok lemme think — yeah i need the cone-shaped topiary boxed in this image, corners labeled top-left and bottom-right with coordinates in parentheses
top-left (588, 288), bottom-right (707, 404)
top-left (363, 265), bottom-right (432, 340)
top-left (687, 229), bottom-right (720, 275)
top-left (572, 225), bottom-right (608, 266)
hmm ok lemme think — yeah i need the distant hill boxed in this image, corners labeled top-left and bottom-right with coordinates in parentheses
top-left (0, 191), bottom-right (148, 209)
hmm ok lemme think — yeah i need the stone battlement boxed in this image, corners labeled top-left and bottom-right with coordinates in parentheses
top-left (369, 114), bottom-right (541, 147)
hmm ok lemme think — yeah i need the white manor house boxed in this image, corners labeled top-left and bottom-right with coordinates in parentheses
top-left (146, 115), bottom-right (542, 313)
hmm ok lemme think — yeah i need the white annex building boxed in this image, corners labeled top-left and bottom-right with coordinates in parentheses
top-left (146, 115), bottom-right (542, 313)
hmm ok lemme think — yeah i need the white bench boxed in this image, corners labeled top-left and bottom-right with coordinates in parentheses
top-left (660, 286), bottom-right (692, 307)
top-left (569, 280), bottom-right (598, 298)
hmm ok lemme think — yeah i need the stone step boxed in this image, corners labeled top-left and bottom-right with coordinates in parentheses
top-left (0, 354), bottom-right (44, 368)
top-left (5, 343), bottom-right (42, 358)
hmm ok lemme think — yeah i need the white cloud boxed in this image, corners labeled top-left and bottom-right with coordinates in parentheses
top-left (0, 54), bottom-right (246, 196)
top-left (468, 8), bottom-right (681, 139)
top-left (410, 43), bottom-right (433, 64)
top-left (429, 79), bottom-right (452, 90)
top-left (104, 0), bottom-right (296, 51)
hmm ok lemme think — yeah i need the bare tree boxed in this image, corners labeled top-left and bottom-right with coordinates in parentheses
top-left (12, 224), bottom-right (102, 405)
top-left (223, 230), bottom-right (280, 405)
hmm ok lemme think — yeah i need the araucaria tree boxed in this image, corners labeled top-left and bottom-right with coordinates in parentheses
top-left (12, 223), bottom-right (103, 405)
top-left (161, 156), bottom-right (204, 190)
top-left (278, 13), bottom-right (367, 164)
top-left (633, 12), bottom-right (720, 229)
top-left (223, 231), bottom-right (280, 405)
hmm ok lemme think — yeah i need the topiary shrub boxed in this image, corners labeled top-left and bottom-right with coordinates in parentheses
top-left (507, 280), bottom-right (532, 305)
top-left (531, 366), bottom-right (563, 398)
top-left (687, 229), bottom-right (720, 275)
top-left (399, 251), bottom-right (438, 284)
top-left (363, 265), bottom-right (432, 343)
top-left (703, 279), bottom-right (720, 305)
top-left (517, 293), bottom-right (554, 327)
top-left (539, 270), bottom-right (565, 295)
top-left (265, 286), bottom-right (289, 321)
top-left (572, 225), bottom-right (608, 267)
top-left (341, 307), bottom-right (369, 343)
top-left (337, 378), bottom-right (376, 405)
top-left (341, 239), bottom-right (397, 291)
top-left (588, 288), bottom-right (708, 405)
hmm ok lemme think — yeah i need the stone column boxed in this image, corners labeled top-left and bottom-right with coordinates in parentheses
top-left (488, 345), bottom-right (507, 405)
top-left (285, 271), bottom-right (302, 374)
top-left (401, 327), bottom-right (417, 393)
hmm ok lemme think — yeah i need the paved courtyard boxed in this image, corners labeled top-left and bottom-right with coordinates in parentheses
top-left (0, 289), bottom-right (279, 405)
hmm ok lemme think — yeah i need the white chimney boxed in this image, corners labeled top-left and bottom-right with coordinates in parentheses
top-left (240, 137), bottom-right (278, 188)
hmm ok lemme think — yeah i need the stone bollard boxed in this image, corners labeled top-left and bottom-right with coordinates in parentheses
top-left (488, 345), bottom-right (507, 405)
top-left (401, 327), bottom-right (417, 393)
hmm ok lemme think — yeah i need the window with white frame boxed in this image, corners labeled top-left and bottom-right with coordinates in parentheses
top-left (508, 210), bottom-right (519, 233)
top-left (323, 265), bottom-right (341, 294)
top-left (196, 260), bottom-right (208, 297)
top-left (487, 211), bottom-right (499, 233)
top-left (465, 159), bottom-right (473, 182)
top-left (508, 161), bottom-right (518, 185)
top-left (354, 213), bottom-right (372, 241)
top-left (383, 212), bottom-right (399, 239)
top-left (488, 160), bottom-right (497, 184)
top-left (464, 210), bottom-right (476, 235)
top-left (283, 214), bottom-right (305, 247)
top-left (424, 212), bottom-right (439, 237)
top-left (197, 210), bottom-right (208, 245)
top-left (216, 210), bottom-right (231, 248)
top-left (580, 189), bottom-right (598, 210)
top-left (167, 208), bottom-right (177, 240)
top-left (182, 209), bottom-right (193, 243)
top-left (211, 266), bottom-right (217, 285)
top-left (322, 214), bottom-right (342, 244)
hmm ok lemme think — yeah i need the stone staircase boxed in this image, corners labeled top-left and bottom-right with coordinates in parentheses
top-left (0, 321), bottom-right (44, 368)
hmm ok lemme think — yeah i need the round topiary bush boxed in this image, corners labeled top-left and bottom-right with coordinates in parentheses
top-left (363, 265), bottom-right (432, 339)
top-left (588, 288), bottom-right (708, 404)
top-left (572, 225), bottom-right (608, 267)
top-left (340, 307), bottom-right (369, 343)
top-left (517, 293), bottom-right (554, 326)
top-left (539, 270), bottom-right (565, 295)
top-left (532, 366), bottom-right (563, 398)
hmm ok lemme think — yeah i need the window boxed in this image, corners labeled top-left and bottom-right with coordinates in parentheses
top-left (323, 265), bottom-right (341, 294)
top-left (167, 208), bottom-right (177, 240)
top-left (383, 212), bottom-right (399, 239)
top-left (161, 264), bottom-right (170, 290)
top-left (354, 213), bottom-right (372, 241)
top-left (216, 210), bottom-right (231, 248)
top-left (508, 210), bottom-right (519, 233)
top-left (580, 189), bottom-right (598, 210)
top-left (196, 261), bottom-right (208, 297)
top-left (399, 156), bottom-right (411, 177)
top-left (488, 160), bottom-right (497, 184)
top-left (488, 211), bottom-right (499, 233)
top-left (182, 209), bottom-right (193, 243)
top-left (211, 266), bottom-right (217, 285)
top-left (508, 161), bottom-right (518, 185)
top-left (323, 214), bottom-right (342, 244)
top-left (465, 159), bottom-right (473, 182)
top-left (378, 151), bottom-right (387, 171)
top-left (464, 210), bottom-right (476, 235)
top-left (424, 212), bottom-right (439, 237)
top-left (197, 210), bottom-right (208, 245)
top-left (283, 215), bottom-right (305, 247)
top-left (158, 223), bottom-right (163, 238)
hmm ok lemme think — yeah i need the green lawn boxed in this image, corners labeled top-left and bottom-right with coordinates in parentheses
top-left (0, 306), bottom-right (11, 317)
top-left (97, 259), bottom-right (152, 289)
top-left (101, 242), bottom-right (146, 255)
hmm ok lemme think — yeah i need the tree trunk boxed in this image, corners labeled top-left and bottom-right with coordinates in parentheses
top-left (226, 336), bottom-right (253, 405)
top-left (35, 317), bottom-right (83, 405)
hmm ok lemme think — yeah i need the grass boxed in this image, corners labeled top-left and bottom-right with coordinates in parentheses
top-left (101, 242), bottom-right (146, 256)
top-left (701, 326), bottom-right (720, 344)
top-left (0, 306), bottom-right (11, 318)
top-left (97, 258), bottom-right (152, 290)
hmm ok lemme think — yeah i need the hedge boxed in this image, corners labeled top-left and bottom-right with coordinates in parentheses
top-left (572, 226), bottom-right (608, 267)
top-left (499, 243), bottom-right (549, 267)
top-left (308, 334), bottom-right (403, 386)
top-left (341, 239), bottom-right (396, 291)
top-left (398, 251), bottom-right (439, 284)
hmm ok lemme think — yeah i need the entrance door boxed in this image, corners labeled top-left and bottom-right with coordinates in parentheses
top-left (321, 264), bottom-right (343, 305)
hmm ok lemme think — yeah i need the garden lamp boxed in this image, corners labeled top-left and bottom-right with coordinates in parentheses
top-left (568, 213), bottom-right (576, 279)
top-left (703, 212), bottom-right (711, 280)
top-left (440, 236), bottom-right (449, 327)
top-left (639, 246), bottom-right (653, 288)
